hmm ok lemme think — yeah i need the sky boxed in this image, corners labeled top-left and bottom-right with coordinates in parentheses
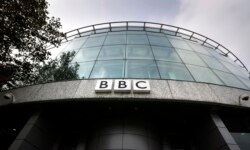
top-left (48, 0), bottom-right (250, 70)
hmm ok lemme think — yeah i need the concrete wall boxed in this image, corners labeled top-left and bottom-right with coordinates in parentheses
top-left (0, 79), bottom-right (250, 108)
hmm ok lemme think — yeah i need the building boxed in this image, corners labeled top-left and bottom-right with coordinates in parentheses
top-left (1, 21), bottom-right (250, 150)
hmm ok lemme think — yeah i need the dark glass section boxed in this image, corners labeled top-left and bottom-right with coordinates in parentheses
top-left (220, 112), bottom-right (250, 150)
top-left (231, 133), bottom-right (250, 150)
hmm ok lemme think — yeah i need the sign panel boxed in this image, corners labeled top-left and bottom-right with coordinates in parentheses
top-left (133, 80), bottom-right (150, 93)
top-left (95, 80), bottom-right (113, 93)
top-left (114, 80), bottom-right (131, 93)
top-left (95, 80), bottom-right (150, 93)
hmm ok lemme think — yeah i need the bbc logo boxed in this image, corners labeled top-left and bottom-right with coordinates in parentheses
top-left (95, 80), bottom-right (150, 93)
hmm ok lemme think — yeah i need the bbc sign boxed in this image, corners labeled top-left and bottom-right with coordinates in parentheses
top-left (95, 80), bottom-right (150, 93)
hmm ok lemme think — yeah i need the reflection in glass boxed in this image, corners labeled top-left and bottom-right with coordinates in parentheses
top-left (220, 61), bottom-right (249, 78)
top-left (127, 34), bottom-right (149, 45)
top-left (157, 61), bottom-right (194, 81)
top-left (126, 60), bottom-right (160, 78)
top-left (95, 28), bottom-right (109, 34)
top-left (199, 54), bottom-right (229, 72)
top-left (148, 36), bottom-right (172, 47)
top-left (207, 48), bottom-right (238, 66)
top-left (152, 46), bottom-right (181, 62)
top-left (214, 70), bottom-right (247, 89)
top-left (104, 34), bottom-right (126, 45)
top-left (90, 60), bottom-right (124, 78)
top-left (108, 31), bottom-right (127, 35)
top-left (145, 27), bottom-right (160, 32)
top-left (147, 32), bottom-right (165, 36)
top-left (126, 45), bottom-right (154, 59)
top-left (98, 45), bottom-right (125, 60)
top-left (63, 37), bottom-right (88, 52)
top-left (71, 47), bottom-right (101, 62)
top-left (187, 65), bottom-right (223, 84)
top-left (90, 33), bottom-right (107, 37)
top-left (127, 27), bottom-right (144, 31)
top-left (46, 28), bottom-right (249, 90)
top-left (77, 62), bottom-right (95, 79)
top-left (168, 38), bottom-right (192, 50)
top-left (162, 30), bottom-right (176, 35)
top-left (188, 42), bottom-right (212, 55)
top-left (238, 77), bottom-right (250, 89)
top-left (127, 31), bottom-right (146, 34)
top-left (83, 36), bottom-right (106, 47)
top-left (237, 67), bottom-right (250, 79)
top-left (112, 27), bottom-right (127, 31)
top-left (177, 49), bottom-right (207, 67)
top-left (48, 43), bottom-right (68, 59)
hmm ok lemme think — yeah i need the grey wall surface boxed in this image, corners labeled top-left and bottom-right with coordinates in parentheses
top-left (0, 80), bottom-right (250, 108)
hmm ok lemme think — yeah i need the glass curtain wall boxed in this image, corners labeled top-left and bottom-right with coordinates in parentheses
top-left (49, 29), bottom-right (250, 90)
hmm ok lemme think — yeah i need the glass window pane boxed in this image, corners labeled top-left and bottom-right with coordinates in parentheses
top-left (127, 31), bottom-right (146, 34)
top-left (177, 49), bottom-right (207, 67)
top-left (64, 37), bottom-right (87, 51)
top-left (238, 67), bottom-right (249, 78)
top-left (98, 45), bottom-right (125, 60)
top-left (80, 31), bottom-right (93, 36)
top-left (127, 27), bottom-right (144, 31)
top-left (83, 36), bottom-right (106, 47)
top-left (213, 70), bottom-right (247, 89)
top-left (90, 33), bottom-right (107, 37)
top-left (157, 61), bottom-right (194, 81)
top-left (104, 34), bottom-right (126, 45)
top-left (126, 45), bottom-right (153, 59)
top-left (95, 28), bottom-right (109, 34)
top-left (188, 42), bottom-right (212, 56)
top-left (148, 36), bottom-right (172, 47)
top-left (162, 30), bottom-right (175, 36)
top-left (112, 27), bottom-right (126, 31)
top-left (207, 48), bottom-right (225, 58)
top-left (145, 27), bottom-right (160, 32)
top-left (168, 38), bottom-right (192, 50)
top-left (126, 60), bottom-right (160, 78)
top-left (207, 48), bottom-right (237, 65)
top-left (108, 31), bottom-right (127, 35)
top-left (90, 60), bottom-right (124, 78)
top-left (199, 54), bottom-right (230, 72)
top-left (127, 34), bottom-right (149, 45)
top-left (71, 47), bottom-right (101, 62)
top-left (77, 62), bottom-right (95, 79)
top-left (152, 46), bottom-right (181, 62)
top-left (220, 61), bottom-right (249, 78)
top-left (187, 65), bottom-right (223, 84)
top-left (147, 32), bottom-right (165, 36)
top-left (238, 77), bottom-right (250, 89)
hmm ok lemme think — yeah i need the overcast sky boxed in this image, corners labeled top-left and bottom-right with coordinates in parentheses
top-left (48, 0), bottom-right (250, 70)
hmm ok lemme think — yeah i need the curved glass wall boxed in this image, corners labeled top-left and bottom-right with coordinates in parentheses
top-left (48, 23), bottom-right (250, 90)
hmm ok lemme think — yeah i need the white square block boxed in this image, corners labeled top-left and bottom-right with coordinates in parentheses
top-left (114, 80), bottom-right (131, 93)
top-left (95, 80), bottom-right (113, 93)
top-left (133, 80), bottom-right (150, 93)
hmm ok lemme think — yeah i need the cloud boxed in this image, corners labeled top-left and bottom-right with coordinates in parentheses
top-left (172, 0), bottom-right (250, 70)
top-left (48, 0), bottom-right (181, 32)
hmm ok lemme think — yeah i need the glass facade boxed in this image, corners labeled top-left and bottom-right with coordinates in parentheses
top-left (50, 28), bottom-right (250, 90)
